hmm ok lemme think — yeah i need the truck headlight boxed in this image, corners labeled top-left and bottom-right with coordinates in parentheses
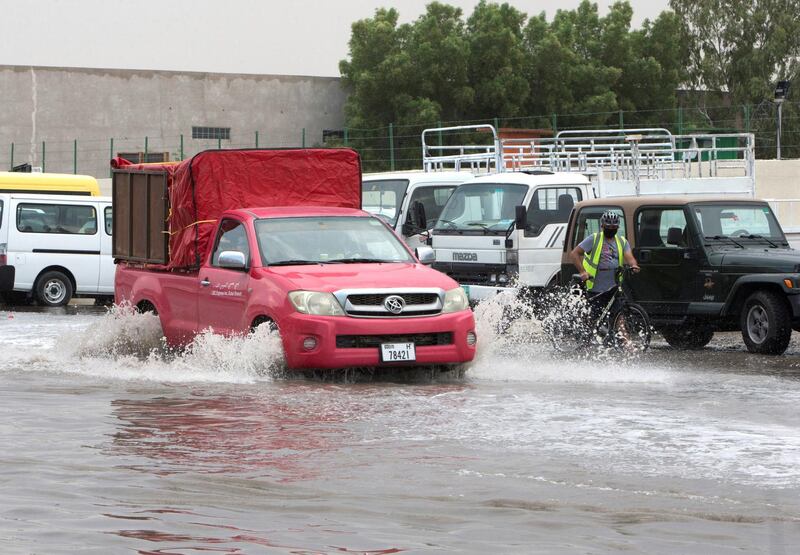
top-left (442, 287), bottom-right (469, 313)
top-left (288, 291), bottom-right (345, 316)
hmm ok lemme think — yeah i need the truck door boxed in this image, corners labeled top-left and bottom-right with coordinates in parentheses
top-left (197, 219), bottom-right (252, 336)
top-left (401, 184), bottom-right (457, 246)
top-left (630, 206), bottom-right (701, 316)
top-left (519, 186), bottom-right (583, 286)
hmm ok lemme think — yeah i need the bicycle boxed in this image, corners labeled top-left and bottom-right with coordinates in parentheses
top-left (543, 265), bottom-right (652, 352)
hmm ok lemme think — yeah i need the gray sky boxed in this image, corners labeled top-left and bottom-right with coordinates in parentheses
top-left (0, 0), bottom-right (669, 77)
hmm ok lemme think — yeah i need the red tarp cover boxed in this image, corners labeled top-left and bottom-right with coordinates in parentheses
top-left (118, 149), bottom-right (362, 269)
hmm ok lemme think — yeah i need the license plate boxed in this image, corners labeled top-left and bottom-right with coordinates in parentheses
top-left (380, 342), bottom-right (416, 363)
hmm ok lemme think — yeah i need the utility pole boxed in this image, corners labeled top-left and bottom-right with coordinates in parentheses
top-left (774, 80), bottom-right (791, 160)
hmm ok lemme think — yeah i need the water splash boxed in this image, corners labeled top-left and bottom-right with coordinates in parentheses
top-left (49, 304), bottom-right (286, 383)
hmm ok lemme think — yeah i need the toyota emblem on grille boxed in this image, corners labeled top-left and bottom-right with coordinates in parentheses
top-left (383, 295), bottom-right (406, 314)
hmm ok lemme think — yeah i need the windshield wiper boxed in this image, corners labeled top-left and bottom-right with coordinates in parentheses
top-left (704, 235), bottom-right (744, 248)
top-left (326, 258), bottom-right (395, 264)
top-left (268, 259), bottom-right (327, 266)
top-left (738, 234), bottom-right (781, 248)
top-left (466, 222), bottom-right (492, 232)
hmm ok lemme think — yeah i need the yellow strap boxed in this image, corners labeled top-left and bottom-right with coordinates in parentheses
top-left (163, 219), bottom-right (218, 236)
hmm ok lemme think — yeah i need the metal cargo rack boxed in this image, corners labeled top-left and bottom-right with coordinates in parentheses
top-left (421, 125), bottom-right (756, 197)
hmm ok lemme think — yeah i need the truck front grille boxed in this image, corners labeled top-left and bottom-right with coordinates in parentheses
top-left (432, 262), bottom-right (509, 286)
top-left (336, 333), bottom-right (453, 349)
top-left (336, 289), bottom-right (444, 317)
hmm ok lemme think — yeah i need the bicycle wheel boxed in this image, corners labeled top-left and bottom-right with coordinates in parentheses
top-left (609, 303), bottom-right (652, 352)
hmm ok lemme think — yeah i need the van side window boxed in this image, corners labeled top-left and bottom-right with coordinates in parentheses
top-left (104, 206), bottom-right (113, 235)
top-left (572, 207), bottom-right (626, 247)
top-left (16, 203), bottom-right (97, 235)
top-left (212, 219), bottom-right (249, 266)
top-left (636, 208), bottom-right (689, 248)
top-left (526, 187), bottom-right (582, 237)
top-left (406, 185), bottom-right (457, 228)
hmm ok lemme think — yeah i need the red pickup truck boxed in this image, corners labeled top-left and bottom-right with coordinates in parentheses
top-left (112, 149), bottom-right (476, 370)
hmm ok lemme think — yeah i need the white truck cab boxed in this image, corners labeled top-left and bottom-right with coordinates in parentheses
top-left (361, 171), bottom-right (473, 247)
top-left (431, 171), bottom-right (592, 301)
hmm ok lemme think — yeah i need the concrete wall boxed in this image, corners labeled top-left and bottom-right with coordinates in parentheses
top-left (0, 65), bottom-right (347, 178)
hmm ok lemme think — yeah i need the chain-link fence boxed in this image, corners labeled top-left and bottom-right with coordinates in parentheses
top-left (2, 101), bottom-right (798, 178)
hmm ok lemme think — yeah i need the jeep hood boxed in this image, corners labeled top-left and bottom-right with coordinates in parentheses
top-left (715, 249), bottom-right (800, 273)
top-left (261, 263), bottom-right (459, 292)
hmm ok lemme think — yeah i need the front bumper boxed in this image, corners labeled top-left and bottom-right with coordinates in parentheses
top-left (279, 310), bottom-right (476, 370)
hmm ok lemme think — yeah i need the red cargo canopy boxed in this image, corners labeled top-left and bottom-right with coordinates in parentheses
top-left (118, 149), bottom-right (362, 269)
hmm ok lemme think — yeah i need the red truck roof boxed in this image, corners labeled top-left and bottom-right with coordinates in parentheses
top-left (113, 148), bottom-right (362, 269)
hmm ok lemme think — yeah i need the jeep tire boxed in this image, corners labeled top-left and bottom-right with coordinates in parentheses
top-left (661, 325), bottom-right (714, 350)
top-left (740, 290), bottom-right (792, 355)
top-left (35, 270), bottom-right (73, 307)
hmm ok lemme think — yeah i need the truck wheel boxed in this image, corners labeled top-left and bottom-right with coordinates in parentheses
top-left (740, 291), bottom-right (792, 355)
top-left (661, 326), bottom-right (714, 350)
top-left (35, 271), bottom-right (73, 307)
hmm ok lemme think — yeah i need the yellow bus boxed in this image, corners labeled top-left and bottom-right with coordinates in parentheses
top-left (0, 172), bottom-right (100, 196)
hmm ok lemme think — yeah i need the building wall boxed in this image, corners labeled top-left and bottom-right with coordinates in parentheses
top-left (0, 65), bottom-right (347, 178)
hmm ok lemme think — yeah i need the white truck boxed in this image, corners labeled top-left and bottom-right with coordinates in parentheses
top-left (424, 125), bottom-right (757, 302)
top-left (361, 170), bottom-right (473, 248)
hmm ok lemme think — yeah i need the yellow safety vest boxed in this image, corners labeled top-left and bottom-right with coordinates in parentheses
top-left (582, 232), bottom-right (625, 291)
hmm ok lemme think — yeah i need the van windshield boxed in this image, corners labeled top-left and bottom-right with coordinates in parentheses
top-left (692, 203), bottom-right (787, 246)
top-left (362, 179), bottom-right (409, 227)
top-left (255, 216), bottom-right (414, 266)
top-left (435, 183), bottom-right (527, 234)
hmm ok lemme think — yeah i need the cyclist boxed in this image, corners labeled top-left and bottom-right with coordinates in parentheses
top-left (570, 210), bottom-right (640, 323)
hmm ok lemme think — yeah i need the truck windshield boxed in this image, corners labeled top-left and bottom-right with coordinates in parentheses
top-left (693, 203), bottom-right (787, 246)
top-left (362, 179), bottom-right (409, 227)
top-left (255, 216), bottom-right (414, 265)
top-left (434, 183), bottom-right (527, 234)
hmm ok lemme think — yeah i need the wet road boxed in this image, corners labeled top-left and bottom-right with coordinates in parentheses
top-left (1, 304), bottom-right (799, 554)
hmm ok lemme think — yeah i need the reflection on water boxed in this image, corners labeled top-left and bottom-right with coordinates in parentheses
top-left (109, 389), bottom-right (351, 480)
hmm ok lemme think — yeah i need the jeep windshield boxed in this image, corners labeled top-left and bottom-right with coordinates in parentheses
top-left (434, 183), bottom-right (527, 234)
top-left (255, 216), bottom-right (414, 266)
top-left (693, 203), bottom-right (788, 248)
top-left (361, 179), bottom-right (409, 227)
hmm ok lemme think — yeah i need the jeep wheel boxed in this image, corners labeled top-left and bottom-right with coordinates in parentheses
top-left (740, 291), bottom-right (792, 355)
top-left (661, 326), bottom-right (714, 350)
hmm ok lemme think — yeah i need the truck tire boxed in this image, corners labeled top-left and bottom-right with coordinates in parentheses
top-left (35, 271), bottom-right (73, 307)
top-left (660, 326), bottom-right (714, 350)
top-left (740, 290), bottom-right (792, 355)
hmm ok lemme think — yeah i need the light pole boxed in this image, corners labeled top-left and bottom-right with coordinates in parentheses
top-left (775, 80), bottom-right (790, 160)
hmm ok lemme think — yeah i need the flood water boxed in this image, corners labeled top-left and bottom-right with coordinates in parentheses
top-left (1, 302), bottom-right (800, 554)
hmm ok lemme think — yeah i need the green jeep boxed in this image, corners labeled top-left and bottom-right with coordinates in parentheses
top-left (561, 196), bottom-right (800, 355)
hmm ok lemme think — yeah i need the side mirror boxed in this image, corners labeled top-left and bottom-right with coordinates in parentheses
top-left (666, 227), bottom-right (683, 246)
top-left (515, 205), bottom-right (527, 229)
top-left (217, 250), bottom-right (247, 270)
top-left (412, 201), bottom-right (427, 231)
top-left (415, 246), bottom-right (435, 265)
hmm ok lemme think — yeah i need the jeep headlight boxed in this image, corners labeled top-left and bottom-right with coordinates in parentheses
top-left (442, 287), bottom-right (469, 313)
top-left (288, 291), bottom-right (345, 316)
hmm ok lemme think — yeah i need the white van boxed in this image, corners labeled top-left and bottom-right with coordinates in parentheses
top-left (0, 193), bottom-right (114, 306)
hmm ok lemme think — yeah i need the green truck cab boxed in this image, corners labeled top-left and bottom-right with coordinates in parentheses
top-left (561, 196), bottom-right (800, 355)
